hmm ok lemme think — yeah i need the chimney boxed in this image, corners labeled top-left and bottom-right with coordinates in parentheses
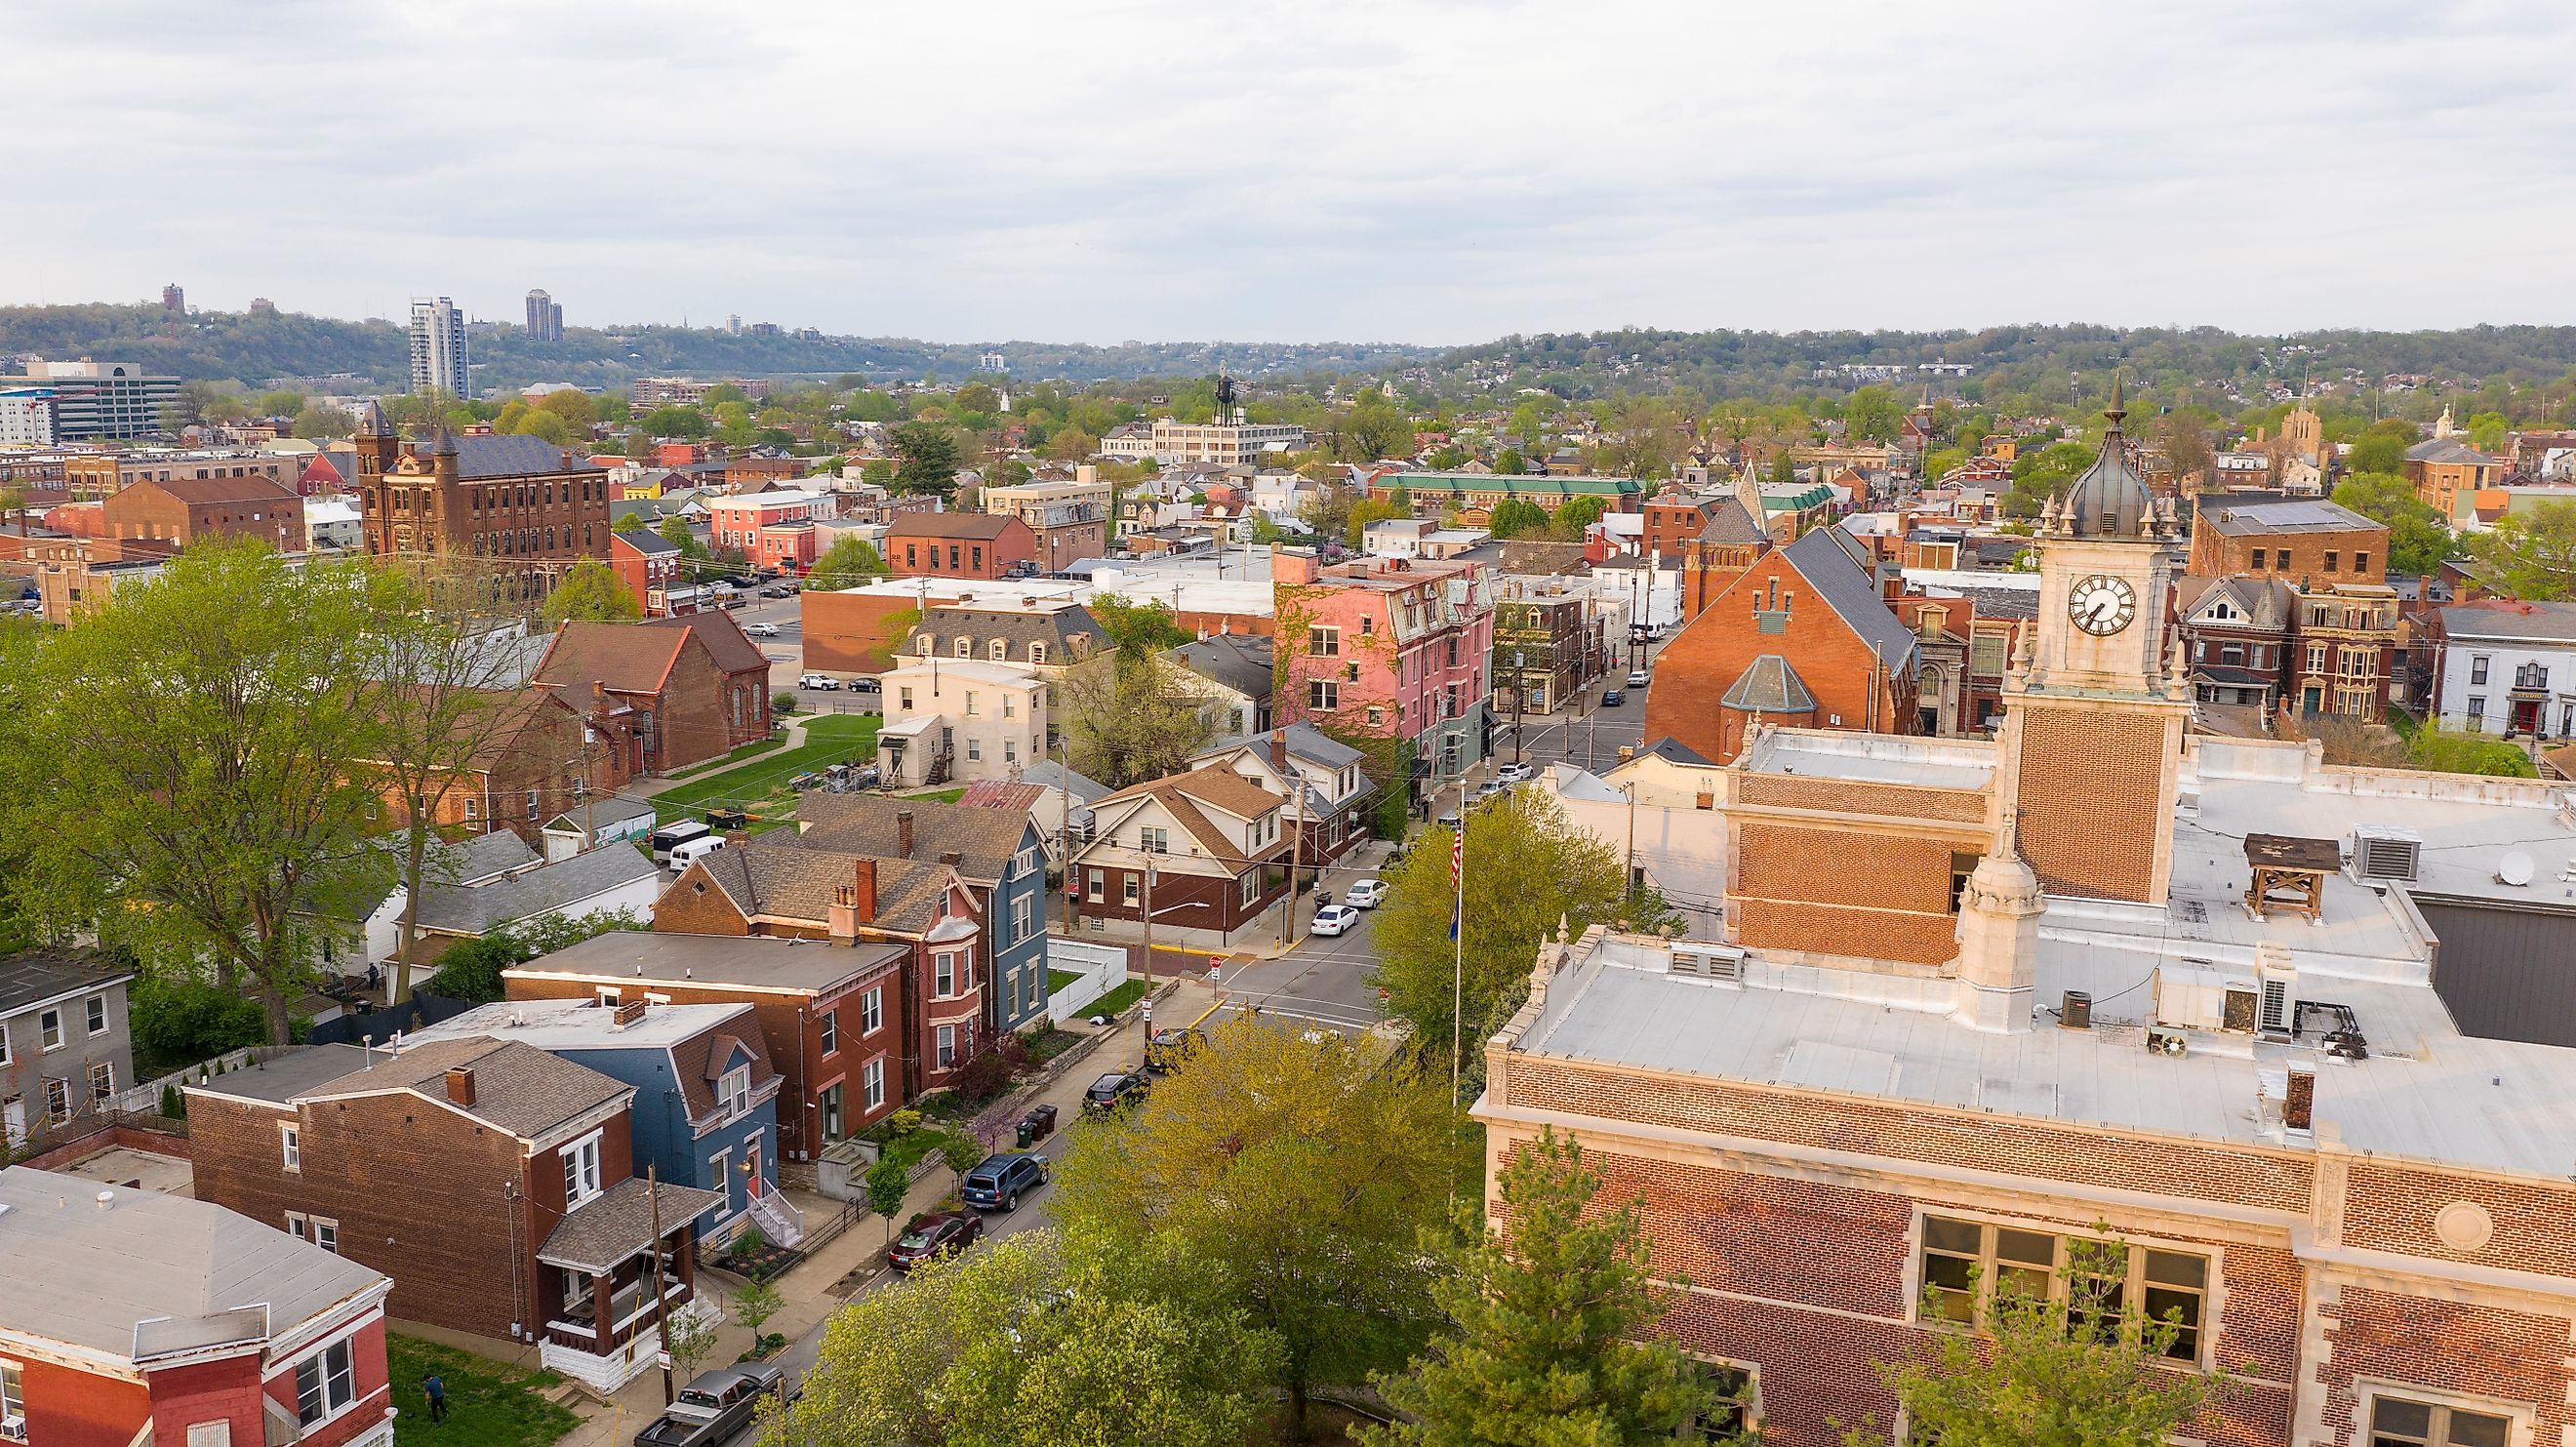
top-left (1268, 733), bottom-right (1289, 772)
top-left (828, 883), bottom-right (859, 943)
top-left (2284, 1064), bottom-right (2315, 1133)
top-left (445, 1066), bottom-right (477, 1108)
top-left (939, 849), bottom-right (963, 867)
top-left (852, 859), bottom-right (877, 925)
top-left (896, 811), bottom-right (914, 859)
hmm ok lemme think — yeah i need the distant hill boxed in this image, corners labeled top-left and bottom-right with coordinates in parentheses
top-left (0, 303), bottom-right (1436, 394)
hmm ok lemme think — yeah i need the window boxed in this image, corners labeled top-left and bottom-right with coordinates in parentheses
top-left (1123, 873), bottom-right (1142, 905)
top-left (863, 1058), bottom-right (886, 1110)
top-left (936, 1025), bottom-right (958, 1070)
top-left (86, 995), bottom-right (106, 1035)
top-left (2355, 551), bottom-right (2370, 574)
top-left (43, 1078), bottom-right (69, 1125)
top-left (2369, 1396), bottom-right (2512, 1447)
top-left (862, 986), bottom-right (883, 1034)
top-left (1028, 642), bottom-right (1048, 664)
top-left (1309, 625), bottom-right (1340, 657)
top-left (2472, 655), bottom-right (2490, 685)
top-left (1359, 616), bottom-right (1375, 635)
top-left (719, 1065), bottom-right (752, 1117)
top-left (900, 687), bottom-right (914, 710)
top-left (88, 1061), bottom-right (113, 1101)
top-left (1681, 1360), bottom-right (1757, 1441)
top-left (989, 639), bottom-right (1007, 661)
top-left (820, 1009), bottom-right (838, 1056)
top-left (526, 787), bottom-right (541, 821)
top-left (967, 738), bottom-right (982, 761)
top-left (282, 1123), bottom-right (302, 1171)
top-left (1140, 824), bottom-right (1169, 853)
top-left (935, 952), bottom-right (958, 997)
top-left (1308, 679), bottom-right (1339, 710)
top-left (311, 1217), bottom-right (340, 1254)
top-left (821, 1082), bottom-right (844, 1140)
top-left (2275, 549), bottom-right (2293, 572)
top-left (463, 796), bottom-right (479, 820)
top-left (2468, 697), bottom-right (2485, 725)
top-left (2, 1362), bottom-right (20, 1434)
top-left (1367, 705), bottom-right (1386, 728)
top-left (956, 636), bottom-right (973, 658)
top-left (295, 1337), bottom-right (355, 1427)
top-left (563, 1133), bottom-right (603, 1205)
top-left (38, 1010), bottom-right (60, 1052)
top-left (1240, 871), bottom-right (1260, 905)
top-left (2308, 643), bottom-right (2328, 672)
top-left (1013, 894), bottom-right (1032, 940)
top-left (965, 690), bottom-right (980, 715)
top-left (1915, 1215), bottom-right (2207, 1361)
top-left (2220, 643), bottom-right (2245, 666)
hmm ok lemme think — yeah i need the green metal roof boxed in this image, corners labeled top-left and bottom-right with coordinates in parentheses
top-left (1386, 471), bottom-right (1644, 498)
top-left (1758, 484), bottom-right (1834, 513)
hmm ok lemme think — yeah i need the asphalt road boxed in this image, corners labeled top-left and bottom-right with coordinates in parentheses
top-left (1218, 901), bottom-right (1389, 1033)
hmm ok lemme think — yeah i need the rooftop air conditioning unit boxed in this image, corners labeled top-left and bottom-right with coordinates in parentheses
top-left (2255, 945), bottom-right (2298, 1036)
top-left (2348, 825), bottom-right (2421, 887)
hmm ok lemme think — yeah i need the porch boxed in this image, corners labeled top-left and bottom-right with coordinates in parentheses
top-left (537, 1176), bottom-right (725, 1395)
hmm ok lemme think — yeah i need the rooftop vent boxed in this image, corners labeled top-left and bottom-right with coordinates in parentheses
top-left (1667, 945), bottom-right (1744, 984)
top-left (2348, 825), bottom-right (2421, 887)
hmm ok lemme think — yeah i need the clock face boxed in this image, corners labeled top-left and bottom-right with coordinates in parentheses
top-left (2067, 575), bottom-right (2137, 636)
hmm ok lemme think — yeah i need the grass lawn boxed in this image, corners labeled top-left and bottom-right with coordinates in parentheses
top-left (908, 785), bottom-right (967, 803)
top-left (1047, 969), bottom-right (1079, 994)
top-left (656, 715), bottom-right (880, 814)
top-left (877, 1126), bottom-right (956, 1175)
top-left (387, 1335), bottom-right (577, 1447)
top-left (663, 734), bottom-right (791, 781)
top-left (1087, 979), bottom-right (1148, 1017)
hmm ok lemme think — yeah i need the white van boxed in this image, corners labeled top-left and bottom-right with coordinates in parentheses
top-left (648, 820), bottom-right (713, 863)
top-left (666, 835), bottom-right (728, 872)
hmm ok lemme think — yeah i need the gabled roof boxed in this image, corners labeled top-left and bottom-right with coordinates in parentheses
top-left (646, 610), bottom-right (766, 675)
top-left (1720, 655), bottom-right (1819, 713)
top-left (686, 840), bottom-right (966, 936)
top-left (1695, 498), bottom-right (1768, 544)
top-left (545, 794), bottom-right (657, 833)
top-left (956, 780), bottom-right (1046, 815)
top-left (123, 474), bottom-right (300, 506)
top-left (1013, 759), bottom-right (1110, 806)
top-left (790, 793), bottom-right (1036, 884)
top-left (1779, 529), bottom-right (1919, 670)
top-left (2406, 437), bottom-right (2498, 467)
top-left (0, 1165), bottom-right (387, 1360)
top-left (2175, 575), bottom-right (2294, 631)
top-left (1632, 736), bottom-right (1718, 767)
top-left (1197, 721), bottom-right (1365, 772)
top-left (0, 950), bottom-right (134, 1019)
top-left (1088, 763), bottom-right (1288, 867)
top-left (300, 1036), bottom-right (629, 1142)
top-left (533, 620), bottom-right (694, 698)
top-left (612, 527), bottom-right (679, 557)
top-left (1169, 633), bottom-right (1274, 700)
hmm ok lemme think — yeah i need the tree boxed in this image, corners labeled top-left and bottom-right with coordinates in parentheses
top-left (2468, 411), bottom-right (2509, 454)
top-left (2006, 441), bottom-right (2097, 518)
top-left (658, 514), bottom-right (709, 564)
top-left (732, 1277), bottom-right (784, 1346)
top-left (1550, 495), bottom-right (1610, 541)
top-left (1369, 1129), bottom-right (1717, 1447)
top-left (892, 421), bottom-right (963, 498)
top-left (1844, 385), bottom-right (1904, 444)
top-left (640, 405), bottom-right (710, 438)
top-left (1086, 595), bottom-right (1192, 657)
top-left (664, 1304), bottom-right (721, 1384)
top-left (1053, 1020), bottom-right (1455, 1439)
top-left (535, 388), bottom-right (597, 433)
top-left (952, 382), bottom-right (998, 415)
top-left (1856, 1231), bottom-right (2216, 1447)
top-left (1346, 497), bottom-right (1410, 547)
top-left (2466, 501), bottom-right (2576, 600)
top-left (1370, 790), bottom-right (1656, 1089)
top-left (1767, 450), bottom-right (1795, 487)
top-left (2332, 473), bottom-right (2455, 576)
top-left (13, 541), bottom-right (390, 1041)
top-left (2350, 420), bottom-right (2416, 476)
top-left (865, 1157), bottom-right (908, 1245)
top-left (1486, 498), bottom-right (1550, 540)
top-left (771, 1230), bottom-right (1272, 1447)
top-left (2409, 728), bottom-right (2540, 778)
top-left (542, 558), bottom-right (642, 625)
top-left (1042, 427), bottom-right (1100, 462)
top-left (1062, 652), bottom-right (1225, 788)
top-left (807, 535), bottom-right (889, 591)
top-left (1299, 483), bottom-right (1357, 543)
top-left (1425, 443), bottom-right (1470, 470)
top-left (291, 403), bottom-right (355, 440)
top-left (1345, 404), bottom-right (1417, 462)
top-left (1492, 447), bottom-right (1527, 476)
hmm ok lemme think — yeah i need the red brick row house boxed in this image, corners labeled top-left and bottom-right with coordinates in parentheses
top-left (1069, 763), bottom-right (1295, 947)
top-left (883, 511), bottom-right (1039, 580)
top-left (532, 613), bottom-right (773, 774)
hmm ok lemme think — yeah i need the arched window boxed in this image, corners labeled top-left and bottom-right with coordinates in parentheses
top-left (1028, 642), bottom-right (1047, 665)
top-left (954, 637), bottom-right (973, 659)
top-left (988, 639), bottom-right (1006, 662)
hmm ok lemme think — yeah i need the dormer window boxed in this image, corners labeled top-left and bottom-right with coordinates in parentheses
top-left (1028, 642), bottom-right (1047, 664)
top-left (955, 637), bottom-right (973, 658)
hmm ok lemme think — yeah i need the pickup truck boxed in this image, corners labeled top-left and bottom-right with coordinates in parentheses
top-left (634, 1364), bottom-right (784, 1447)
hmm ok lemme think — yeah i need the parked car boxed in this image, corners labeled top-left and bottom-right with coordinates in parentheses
top-left (1083, 1069), bottom-right (1149, 1113)
top-left (959, 1151), bottom-right (1050, 1212)
top-left (1492, 762), bottom-right (1535, 785)
top-left (798, 673), bottom-right (840, 690)
top-left (634, 1364), bottom-right (785, 1447)
top-left (745, 622), bottom-right (781, 638)
top-left (1627, 669), bottom-right (1651, 688)
top-left (759, 585), bottom-right (791, 599)
top-left (704, 807), bottom-right (748, 830)
top-left (1311, 903), bottom-right (1360, 937)
top-left (1599, 688), bottom-right (1627, 707)
top-left (848, 677), bottom-right (882, 694)
top-left (886, 1211), bottom-right (984, 1272)
top-left (1344, 877), bottom-right (1389, 907)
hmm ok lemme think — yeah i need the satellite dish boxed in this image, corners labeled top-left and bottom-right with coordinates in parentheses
top-left (2498, 851), bottom-right (2537, 887)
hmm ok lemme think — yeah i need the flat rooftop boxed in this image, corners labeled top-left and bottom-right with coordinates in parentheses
top-left (507, 931), bottom-right (906, 993)
top-left (410, 996), bottom-right (755, 1050)
top-left (1742, 728), bottom-right (1997, 793)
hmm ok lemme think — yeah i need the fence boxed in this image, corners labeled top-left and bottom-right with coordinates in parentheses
top-left (1044, 938), bottom-right (1131, 1018)
top-left (302, 989), bottom-right (475, 1047)
top-left (107, 1044), bottom-right (273, 1116)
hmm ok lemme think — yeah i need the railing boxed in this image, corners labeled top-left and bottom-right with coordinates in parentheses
top-left (747, 1187), bottom-right (806, 1245)
top-left (546, 1273), bottom-right (685, 1349)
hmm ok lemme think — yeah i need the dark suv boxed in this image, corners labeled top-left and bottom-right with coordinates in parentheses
top-left (1082, 1069), bottom-right (1149, 1113)
top-left (959, 1151), bottom-right (1049, 1211)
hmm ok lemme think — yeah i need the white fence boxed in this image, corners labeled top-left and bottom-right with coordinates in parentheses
top-left (1045, 938), bottom-right (1130, 1019)
top-left (111, 1045), bottom-right (276, 1115)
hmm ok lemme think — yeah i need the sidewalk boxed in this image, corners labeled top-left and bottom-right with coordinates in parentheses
top-left (550, 983), bottom-right (1190, 1445)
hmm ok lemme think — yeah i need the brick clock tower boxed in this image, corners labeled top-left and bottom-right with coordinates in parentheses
top-left (1996, 378), bottom-right (2193, 904)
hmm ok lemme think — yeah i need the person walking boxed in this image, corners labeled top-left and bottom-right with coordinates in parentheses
top-left (423, 1372), bottom-right (447, 1424)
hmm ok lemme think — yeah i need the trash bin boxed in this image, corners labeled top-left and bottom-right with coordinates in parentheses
top-left (1015, 1119), bottom-right (1035, 1149)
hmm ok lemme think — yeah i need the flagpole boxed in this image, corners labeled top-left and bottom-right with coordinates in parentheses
top-left (1451, 775), bottom-right (1466, 1100)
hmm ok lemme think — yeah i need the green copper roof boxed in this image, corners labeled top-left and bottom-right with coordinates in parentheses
top-left (1390, 471), bottom-right (1644, 497)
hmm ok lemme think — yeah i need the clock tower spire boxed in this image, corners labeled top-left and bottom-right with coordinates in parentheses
top-left (1995, 374), bottom-right (2193, 905)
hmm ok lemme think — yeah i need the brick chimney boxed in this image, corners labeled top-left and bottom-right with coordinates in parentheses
top-left (853, 859), bottom-right (877, 925)
top-left (829, 883), bottom-right (858, 943)
top-left (2284, 1064), bottom-right (2315, 1133)
top-left (444, 1066), bottom-right (476, 1108)
top-left (1268, 732), bottom-right (1289, 773)
top-left (896, 810), bottom-right (914, 859)
top-left (939, 850), bottom-right (963, 867)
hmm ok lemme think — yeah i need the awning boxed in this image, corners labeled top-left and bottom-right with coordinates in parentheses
top-left (539, 1178), bottom-right (726, 1273)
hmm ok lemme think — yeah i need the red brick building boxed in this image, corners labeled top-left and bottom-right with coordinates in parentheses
top-left (609, 527), bottom-right (684, 616)
top-left (356, 684), bottom-right (636, 844)
top-left (532, 613), bottom-right (773, 774)
top-left (101, 474), bottom-right (302, 550)
top-left (186, 1038), bottom-right (720, 1394)
top-left (1645, 528), bottom-right (1920, 762)
top-left (0, 1164), bottom-right (396, 1447)
top-left (883, 511), bottom-right (1039, 580)
top-left (354, 403), bottom-right (613, 604)
top-left (1068, 763), bottom-right (1294, 947)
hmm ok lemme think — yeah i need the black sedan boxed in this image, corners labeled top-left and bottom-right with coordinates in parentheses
top-left (1082, 1069), bottom-right (1149, 1113)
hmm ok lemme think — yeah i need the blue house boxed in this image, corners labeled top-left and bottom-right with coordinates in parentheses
top-left (788, 792), bottom-right (1056, 1033)
top-left (410, 997), bottom-right (794, 1249)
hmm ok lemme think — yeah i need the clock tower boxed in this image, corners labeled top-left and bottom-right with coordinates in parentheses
top-left (1996, 378), bottom-right (2193, 904)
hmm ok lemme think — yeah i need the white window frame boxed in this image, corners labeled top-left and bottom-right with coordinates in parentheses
top-left (935, 952), bottom-right (958, 998)
top-left (291, 1331), bottom-right (359, 1429)
top-left (85, 995), bottom-right (106, 1036)
top-left (1679, 1355), bottom-right (1759, 1442)
top-left (936, 1024), bottom-right (957, 1070)
top-left (860, 987), bottom-right (883, 1035)
top-left (281, 1123), bottom-right (302, 1172)
top-left (862, 1058), bottom-right (886, 1110)
top-left (563, 1130), bottom-right (605, 1207)
top-left (719, 1065), bottom-right (752, 1119)
top-left (310, 1216), bottom-right (340, 1254)
top-left (38, 1010), bottom-right (60, 1052)
top-left (820, 1009), bottom-right (838, 1056)
top-left (87, 1060), bottom-right (114, 1101)
top-left (0, 1025), bottom-right (10, 1067)
top-left (1, 1359), bottom-right (22, 1438)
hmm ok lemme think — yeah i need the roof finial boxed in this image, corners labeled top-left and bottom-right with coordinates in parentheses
top-left (2104, 369), bottom-right (2128, 432)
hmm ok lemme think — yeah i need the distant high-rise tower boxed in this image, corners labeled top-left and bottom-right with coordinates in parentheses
top-left (161, 283), bottom-right (183, 312)
top-left (409, 297), bottom-right (469, 399)
top-left (524, 288), bottom-right (563, 342)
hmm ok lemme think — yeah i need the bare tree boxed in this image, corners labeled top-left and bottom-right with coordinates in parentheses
top-left (1061, 652), bottom-right (1227, 788)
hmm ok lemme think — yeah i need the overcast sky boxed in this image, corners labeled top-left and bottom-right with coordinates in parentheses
top-left (4, 1), bottom-right (2570, 345)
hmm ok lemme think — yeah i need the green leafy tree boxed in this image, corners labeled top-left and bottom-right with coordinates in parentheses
top-left (732, 1277), bottom-right (784, 1343)
top-left (952, 382), bottom-right (998, 415)
top-left (1425, 443), bottom-right (1470, 470)
top-left (1299, 483), bottom-right (1357, 542)
top-left (1054, 1020), bottom-right (1455, 1440)
top-left (1369, 1129), bottom-right (1717, 1447)
top-left (11, 541), bottom-right (390, 1041)
top-left (1371, 790), bottom-right (1658, 1089)
top-left (771, 1230), bottom-right (1272, 1447)
top-left (1062, 651), bottom-right (1225, 787)
top-left (1853, 1232), bottom-right (2217, 1447)
top-left (658, 514), bottom-right (710, 564)
top-left (892, 421), bottom-right (963, 497)
top-left (1344, 404), bottom-right (1418, 462)
top-left (2349, 420), bottom-right (2416, 475)
top-left (1492, 447), bottom-right (1527, 476)
top-left (1087, 595), bottom-right (1192, 656)
top-left (1346, 497), bottom-right (1410, 547)
top-left (1486, 498), bottom-right (1550, 540)
top-left (1767, 450), bottom-right (1795, 487)
top-left (542, 558), bottom-right (642, 625)
top-left (807, 535), bottom-right (890, 591)
top-left (2468, 411), bottom-right (2509, 454)
top-left (291, 403), bottom-right (355, 440)
top-left (2331, 473), bottom-right (2455, 576)
top-left (2006, 441), bottom-right (2097, 518)
top-left (1844, 384), bottom-right (1904, 444)
top-left (2466, 501), bottom-right (2576, 600)
top-left (1550, 495), bottom-right (1610, 541)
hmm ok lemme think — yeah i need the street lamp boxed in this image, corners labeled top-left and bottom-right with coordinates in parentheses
top-left (1512, 648), bottom-right (1526, 767)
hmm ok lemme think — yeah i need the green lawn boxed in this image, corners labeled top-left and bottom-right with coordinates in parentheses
top-left (663, 734), bottom-right (792, 781)
top-left (1087, 980), bottom-right (1148, 1018)
top-left (656, 715), bottom-right (881, 814)
top-left (387, 1335), bottom-right (577, 1447)
top-left (1047, 969), bottom-right (1079, 994)
top-left (908, 786), bottom-right (967, 803)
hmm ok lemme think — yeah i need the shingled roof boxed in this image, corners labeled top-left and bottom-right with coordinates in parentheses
top-left (684, 839), bottom-right (965, 936)
top-left (534, 621), bottom-right (702, 697)
top-left (789, 793), bottom-right (1035, 883)
top-left (646, 610), bottom-right (767, 674)
top-left (301, 1036), bottom-right (629, 1142)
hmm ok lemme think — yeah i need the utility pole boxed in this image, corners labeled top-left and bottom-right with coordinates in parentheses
top-left (1141, 857), bottom-right (1156, 991)
top-left (1511, 648), bottom-right (1527, 767)
top-left (646, 1164), bottom-right (673, 1406)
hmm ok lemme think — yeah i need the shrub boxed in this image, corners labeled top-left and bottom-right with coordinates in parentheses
top-left (773, 691), bottom-right (797, 715)
top-left (423, 910), bottom-right (644, 1002)
top-left (159, 1083), bottom-right (184, 1119)
top-left (887, 1108), bottom-right (923, 1137)
top-left (953, 1048), bottom-right (1014, 1105)
top-left (943, 1136), bottom-right (987, 1175)
top-left (130, 976), bottom-right (264, 1067)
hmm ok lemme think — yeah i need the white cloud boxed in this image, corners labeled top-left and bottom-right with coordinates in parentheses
top-left (2, 0), bottom-right (2570, 342)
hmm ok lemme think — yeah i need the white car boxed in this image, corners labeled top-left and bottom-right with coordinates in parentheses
top-left (798, 673), bottom-right (840, 691)
top-left (1627, 669), bottom-right (1651, 688)
top-left (1492, 762), bottom-right (1535, 785)
top-left (1344, 878), bottom-right (1388, 908)
top-left (1310, 904), bottom-right (1361, 937)
top-left (745, 622), bottom-right (781, 638)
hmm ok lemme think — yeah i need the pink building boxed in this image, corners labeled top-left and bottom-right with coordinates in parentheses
top-left (754, 520), bottom-right (819, 573)
top-left (1272, 550), bottom-right (1496, 787)
top-left (705, 490), bottom-right (821, 554)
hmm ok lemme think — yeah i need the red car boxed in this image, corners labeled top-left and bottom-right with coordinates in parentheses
top-left (885, 1210), bottom-right (984, 1272)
